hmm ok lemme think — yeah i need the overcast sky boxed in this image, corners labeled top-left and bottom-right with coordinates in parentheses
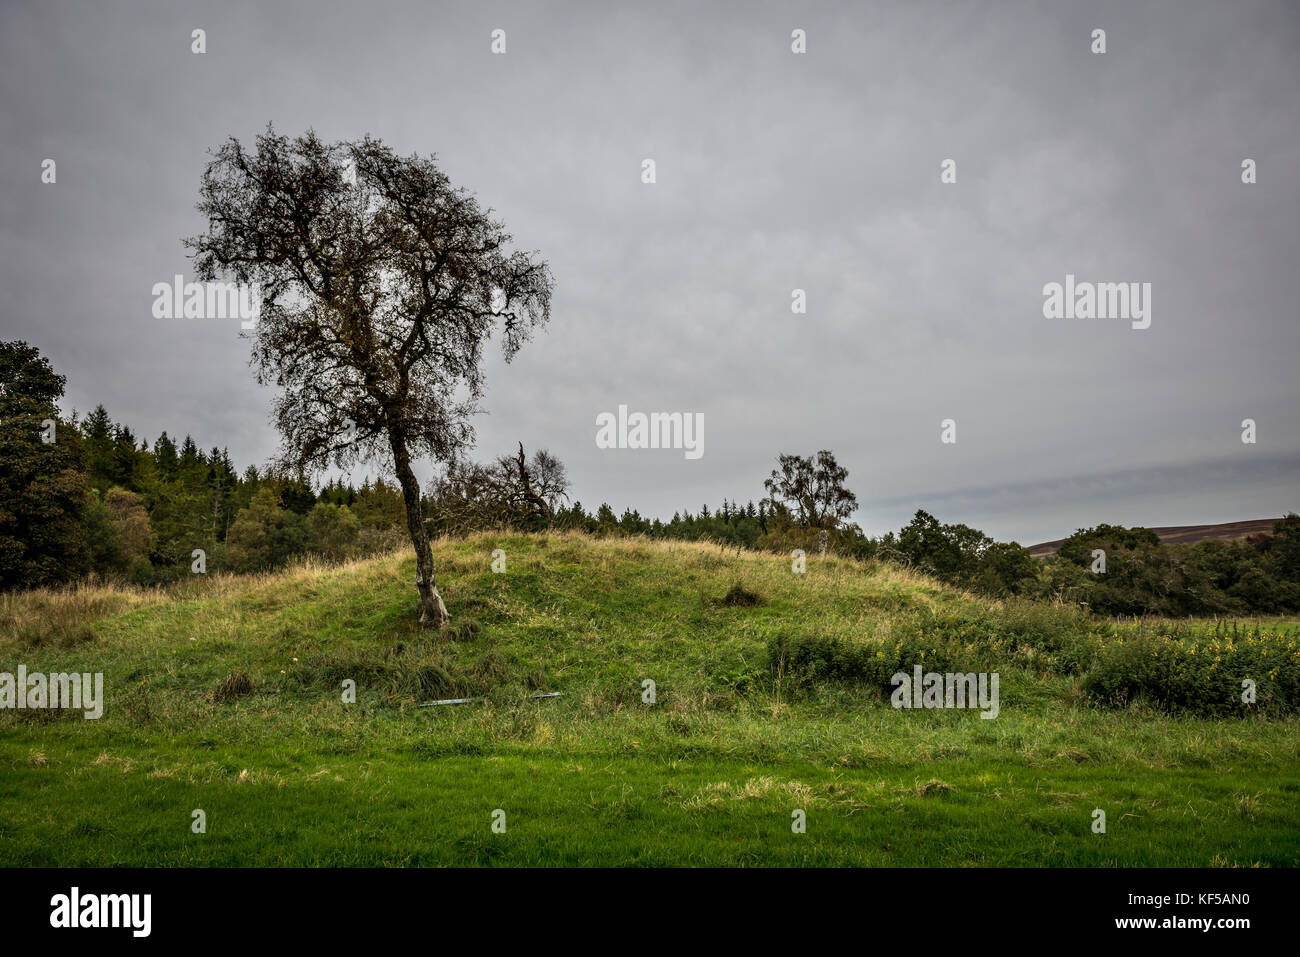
top-left (3, 0), bottom-right (1297, 545)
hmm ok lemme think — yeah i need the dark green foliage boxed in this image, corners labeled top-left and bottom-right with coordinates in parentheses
top-left (761, 450), bottom-right (858, 530)
top-left (879, 510), bottom-right (1035, 596)
top-left (1043, 519), bottom-right (1300, 617)
top-left (225, 487), bottom-right (313, 572)
top-left (0, 341), bottom-right (90, 588)
top-left (307, 501), bottom-right (361, 561)
top-left (1267, 514), bottom-right (1300, 580)
top-left (1057, 524), bottom-right (1160, 565)
top-left (0, 342), bottom-right (428, 589)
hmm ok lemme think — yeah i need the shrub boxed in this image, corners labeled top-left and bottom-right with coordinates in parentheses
top-left (768, 612), bottom-right (999, 693)
top-left (988, 600), bottom-right (1102, 675)
top-left (1083, 627), bottom-right (1300, 716)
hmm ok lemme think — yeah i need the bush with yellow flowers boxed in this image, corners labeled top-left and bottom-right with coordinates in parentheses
top-left (1083, 626), bottom-right (1300, 715)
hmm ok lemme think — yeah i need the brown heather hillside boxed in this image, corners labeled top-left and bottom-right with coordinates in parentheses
top-left (1027, 518), bottom-right (1282, 558)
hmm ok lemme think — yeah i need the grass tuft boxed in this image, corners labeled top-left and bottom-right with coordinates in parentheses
top-left (212, 670), bottom-right (255, 703)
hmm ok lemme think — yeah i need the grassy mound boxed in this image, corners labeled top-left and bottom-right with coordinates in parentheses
top-left (1, 532), bottom-right (1297, 866)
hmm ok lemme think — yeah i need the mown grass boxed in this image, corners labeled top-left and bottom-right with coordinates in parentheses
top-left (1, 532), bottom-right (1297, 866)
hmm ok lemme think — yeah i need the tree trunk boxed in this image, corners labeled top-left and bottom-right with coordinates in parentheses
top-left (389, 428), bottom-right (450, 629)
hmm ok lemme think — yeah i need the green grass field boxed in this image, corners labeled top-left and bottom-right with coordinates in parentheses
top-left (2, 532), bottom-right (1298, 866)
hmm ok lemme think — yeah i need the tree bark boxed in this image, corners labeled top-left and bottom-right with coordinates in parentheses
top-left (389, 427), bottom-right (450, 629)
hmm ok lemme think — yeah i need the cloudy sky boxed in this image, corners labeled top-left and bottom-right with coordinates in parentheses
top-left (3, 0), bottom-right (1297, 545)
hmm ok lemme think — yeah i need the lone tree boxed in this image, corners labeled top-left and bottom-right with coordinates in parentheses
top-left (186, 127), bottom-right (553, 628)
top-left (761, 450), bottom-right (857, 530)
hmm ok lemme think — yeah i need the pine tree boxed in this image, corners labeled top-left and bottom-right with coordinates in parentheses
top-left (154, 432), bottom-right (179, 479)
top-left (81, 405), bottom-right (115, 492)
top-left (110, 425), bottom-right (142, 490)
top-left (0, 341), bottom-right (91, 587)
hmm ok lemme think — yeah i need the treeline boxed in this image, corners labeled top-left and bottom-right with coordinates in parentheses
top-left (549, 501), bottom-right (1300, 617)
top-left (0, 341), bottom-right (396, 585)
top-left (4, 340), bottom-right (1298, 617)
top-left (42, 402), bottom-right (416, 584)
top-left (10, 399), bottom-right (583, 586)
top-left (0, 340), bottom-right (581, 585)
top-left (876, 511), bottom-right (1300, 617)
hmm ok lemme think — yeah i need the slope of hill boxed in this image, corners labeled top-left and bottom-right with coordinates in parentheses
top-left (1, 532), bottom-right (1298, 866)
top-left (1027, 518), bottom-right (1281, 558)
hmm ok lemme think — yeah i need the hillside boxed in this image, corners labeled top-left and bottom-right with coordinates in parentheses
top-left (1027, 518), bottom-right (1282, 558)
top-left (2, 532), bottom-right (1298, 866)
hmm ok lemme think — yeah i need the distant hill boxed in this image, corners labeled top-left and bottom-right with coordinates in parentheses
top-left (1027, 518), bottom-right (1282, 558)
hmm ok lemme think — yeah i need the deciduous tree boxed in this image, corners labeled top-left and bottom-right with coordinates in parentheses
top-left (186, 127), bottom-right (552, 627)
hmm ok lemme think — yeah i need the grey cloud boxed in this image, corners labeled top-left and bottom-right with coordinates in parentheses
top-left (2, 0), bottom-right (1296, 545)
